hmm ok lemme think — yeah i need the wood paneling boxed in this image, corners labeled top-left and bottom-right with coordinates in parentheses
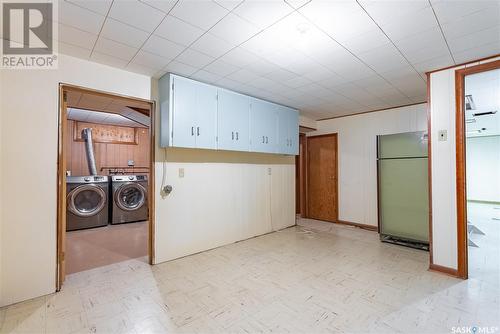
top-left (306, 134), bottom-right (338, 222)
top-left (74, 121), bottom-right (138, 144)
top-left (66, 120), bottom-right (149, 176)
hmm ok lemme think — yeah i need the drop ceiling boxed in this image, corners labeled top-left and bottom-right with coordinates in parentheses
top-left (465, 68), bottom-right (500, 137)
top-left (67, 108), bottom-right (148, 128)
top-left (35, 1), bottom-right (500, 119)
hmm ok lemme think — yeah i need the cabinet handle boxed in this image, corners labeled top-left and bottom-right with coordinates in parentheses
top-left (236, 132), bottom-right (239, 140)
top-left (197, 127), bottom-right (200, 136)
top-left (191, 127), bottom-right (194, 136)
top-left (232, 131), bottom-right (234, 140)
top-left (265, 136), bottom-right (268, 144)
top-left (262, 136), bottom-right (265, 143)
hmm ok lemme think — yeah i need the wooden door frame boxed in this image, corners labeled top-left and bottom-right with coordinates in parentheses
top-left (56, 83), bottom-right (156, 290)
top-left (295, 133), bottom-right (307, 217)
top-left (454, 59), bottom-right (500, 279)
top-left (305, 133), bottom-right (339, 222)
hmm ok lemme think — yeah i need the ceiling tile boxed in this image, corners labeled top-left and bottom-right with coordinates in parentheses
top-left (170, 0), bottom-right (229, 30)
top-left (190, 70), bottom-right (224, 83)
top-left (214, 0), bottom-right (244, 11)
top-left (441, 7), bottom-right (500, 40)
top-left (233, 0), bottom-right (293, 29)
top-left (209, 13), bottom-right (260, 45)
top-left (218, 47), bottom-right (260, 67)
top-left (448, 25), bottom-right (500, 54)
top-left (131, 50), bottom-right (171, 70)
top-left (357, 44), bottom-right (409, 73)
top-left (190, 33), bottom-right (235, 58)
top-left (281, 75), bottom-right (312, 89)
top-left (452, 41), bottom-right (500, 64)
top-left (140, 0), bottom-right (177, 13)
top-left (393, 26), bottom-right (450, 64)
top-left (66, 0), bottom-right (113, 15)
top-left (226, 68), bottom-right (261, 83)
top-left (164, 60), bottom-right (198, 76)
top-left (90, 51), bottom-right (128, 68)
top-left (203, 59), bottom-right (240, 76)
top-left (341, 29), bottom-right (390, 55)
top-left (263, 68), bottom-right (297, 82)
top-left (58, 23), bottom-right (98, 50)
top-left (285, 0), bottom-right (311, 10)
top-left (375, 6), bottom-right (438, 41)
top-left (244, 58), bottom-right (281, 76)
top-left (93, 37), bottom-right (138, 61)
top-left (175, 48), bottom-right (215, 68)
top-left (413, 54), bottom-right (454, 73)
top-left (155, 15), bottom-right (204, 47)
top-left (142, 35), bottom-right (185, 59)
top-left (126, 62), bottom-right (161, 76)
top-left (100, 18), bottom-right (150, 48)
top-left (57, 1), bottom-right (105, 34)
top-left (360, 0), bottom-right (429, 27)
top-left (431, 0), bottom-right (499, 25)
top-left (109, 0), bottom-right (166, 32)
top-left (58, 41), bottom-right (92, 59)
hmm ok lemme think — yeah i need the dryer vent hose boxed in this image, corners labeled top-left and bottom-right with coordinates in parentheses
top-left (82, 128), bottom-right (98, 175)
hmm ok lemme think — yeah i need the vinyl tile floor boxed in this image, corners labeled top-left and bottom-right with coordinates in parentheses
top-left (65, 221), bottom-right (149, 274)
top-left (1, 219), bottom-right (499, 333)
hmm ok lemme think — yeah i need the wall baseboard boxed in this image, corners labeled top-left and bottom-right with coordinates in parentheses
top-left (467, 199), bottom-right (500, 205)
top-left (429, 263), bottom-right (460, 277)
top-left (337, 220), bottom-right (378, 232)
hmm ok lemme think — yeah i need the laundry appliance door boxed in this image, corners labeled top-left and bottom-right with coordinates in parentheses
top-left (67, 184), bottom-right (106, 217)
top-left (115, 183), bottom-right (146, 211)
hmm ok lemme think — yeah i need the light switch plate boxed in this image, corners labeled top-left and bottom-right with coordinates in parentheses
top-left (179, 168), bottom-right (184, 178)
top-left (438, 130), bottom-right (447, 141)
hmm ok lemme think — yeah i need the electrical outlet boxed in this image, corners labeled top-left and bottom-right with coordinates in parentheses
top-left (438, 130), bottom-right (447, 141)
top-left (179, 168), bottom-right (184, 178)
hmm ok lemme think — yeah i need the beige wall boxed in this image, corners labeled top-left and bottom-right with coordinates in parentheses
top-left (0, 55), bottom-right (295, 307)
top-left (309, 103), bottom-right (427, 227)
top-left (429, 56), bottom-right (500, 270)
top-left (0, 55), bottom-right (151, 307)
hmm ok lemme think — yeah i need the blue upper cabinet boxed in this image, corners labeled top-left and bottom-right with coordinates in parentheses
top-left (249, 98), bottom-right (277, 153)
top-left (217, 89), bottom-right (250, 152)
top-left (277, 105), bottom-right (299, 155)
top-left (159, 73), bottom-right (299, 155)
top-left (159, 75), bottom-right (217, 149)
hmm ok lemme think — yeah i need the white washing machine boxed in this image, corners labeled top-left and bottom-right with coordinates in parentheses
top-left (66, 176), bottom-right (109, 231)
top-left (111, 175), bottom-right (148, 224)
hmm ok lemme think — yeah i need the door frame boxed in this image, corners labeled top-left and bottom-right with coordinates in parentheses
top-left (305, 133), bottom-right (339, 222)
top-left (295, 133), bottom-right (307, 216)
top-left (455, 59), bottom-right (500, 279)
top-left (56, 83), bottom-right (156, 290)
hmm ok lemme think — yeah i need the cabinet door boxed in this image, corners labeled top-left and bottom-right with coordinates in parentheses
top-left (172, 76), bottom-right (196, 148)
top-left (195, 82), bottom-right (218, 149)
top-left (276, 105), bottom-right (289, 154)
top-left (287, 109), bottom-right (299, 155)
top-left (218, 89), bottom-right (249, 151)
top-left (249, 98), bottom-right (277, 153)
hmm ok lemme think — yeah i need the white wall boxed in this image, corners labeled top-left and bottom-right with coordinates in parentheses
top-left (310, 104), bottom-right (427, 227)
top-left (466, 136), bottom-right (500, 203)
top-left (0, 55), bottom-right (295, 307)
top-left (429, 56), bottom-right (500, 270)
top-left (0, 55), bottom-right (151, 307)
top-left (151, 79), bottom-right (295, 264)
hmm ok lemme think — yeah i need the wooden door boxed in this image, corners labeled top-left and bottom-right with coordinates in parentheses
top-left (57, 88), bottom-right (68, 290)
top-left (307, 134), bottom-right (338, 222)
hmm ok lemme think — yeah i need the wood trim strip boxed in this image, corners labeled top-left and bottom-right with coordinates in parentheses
top-left (337, 220), bottom-right (378, 232)
top-left (316, 102), bottom-right (426, 122)
top-left (453, 59), bottom-right (500, 280)
top-left (425, 53), bottom-right (500, 75)
top-left (428, 263), bottom-right (459, 277)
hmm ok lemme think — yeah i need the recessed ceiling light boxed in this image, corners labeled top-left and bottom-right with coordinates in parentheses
top-left (296, 22), bottom-right (310, 35)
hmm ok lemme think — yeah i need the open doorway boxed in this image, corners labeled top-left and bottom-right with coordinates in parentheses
top-left (456, 60), bottom-right (500, 279)
top-left (57, 84), bottom-right (155, 289)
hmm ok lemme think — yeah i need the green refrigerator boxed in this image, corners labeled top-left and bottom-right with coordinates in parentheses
top-left (377, 131), bottom-right (429, 250)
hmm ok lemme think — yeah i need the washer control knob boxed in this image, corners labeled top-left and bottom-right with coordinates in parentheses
top-left (129, 176), bottom-right (134, 180)
top-left (84, 177), bottom-right (91, 182)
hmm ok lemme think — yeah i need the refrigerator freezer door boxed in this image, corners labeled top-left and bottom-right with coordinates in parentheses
top-left (378, 131), bottom-right (428, 159)
top-left (378, 158), bottom-right (429, 243)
